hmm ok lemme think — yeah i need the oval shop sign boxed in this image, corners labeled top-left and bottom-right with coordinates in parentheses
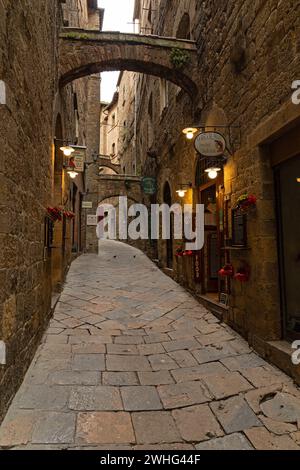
top-left (194, 131), bottom-right (226, 157)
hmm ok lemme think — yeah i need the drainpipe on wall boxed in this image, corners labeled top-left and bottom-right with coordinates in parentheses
top-left (134, 75), bottom-right (138, 176)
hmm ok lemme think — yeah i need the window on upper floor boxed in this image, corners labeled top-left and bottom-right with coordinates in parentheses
top-left (160, 79), bottom-right (169, 114)
top-left (176, 13), bottom-right (191, 40)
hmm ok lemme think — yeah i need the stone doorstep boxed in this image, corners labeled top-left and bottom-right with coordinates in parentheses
top-left (200, 299), bottom-right (300, 387)
top-left (265, 340), bottom-right (300, 386)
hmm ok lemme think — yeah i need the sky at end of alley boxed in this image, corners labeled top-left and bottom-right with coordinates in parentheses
top-left (99, 0), bottom-right (135, 103)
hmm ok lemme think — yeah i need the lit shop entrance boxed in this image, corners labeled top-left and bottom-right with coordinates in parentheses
top-left (272, 131), bottom-right (300, 340)
top-left (195, 159), bottom-right (225, 302)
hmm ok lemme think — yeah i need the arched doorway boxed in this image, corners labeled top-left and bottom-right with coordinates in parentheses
top-left (51, 114), bottom-right (64, 291)
top-left (163, 182), bottom-right (173, 269)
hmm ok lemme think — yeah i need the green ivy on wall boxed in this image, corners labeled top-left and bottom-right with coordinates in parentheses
top-left (170, 48), bottom-right (190, 69)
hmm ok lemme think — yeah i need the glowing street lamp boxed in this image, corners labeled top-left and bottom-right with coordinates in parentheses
top-left (205, 167), bottom-right (222, 180)
top-left (67, 170), bottom-right (78, 179)
top-left (182, 127), bottom-right (198, 140)
top-left (60, 145), bottom-right (75, 157)
top-left (176, 189), bottom-right (188, 198)
top-left (176, 183), bottom-right (192, 198)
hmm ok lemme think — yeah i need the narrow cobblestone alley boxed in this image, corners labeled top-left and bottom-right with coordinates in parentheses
top-left (0, 241), bottom-right (300, 450)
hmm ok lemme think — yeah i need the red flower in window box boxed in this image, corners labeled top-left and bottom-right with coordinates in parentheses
top-left (218, 264), bottom-right (234, 278)
top-left (47, 207), bottom-right (62, 222)
top-left (234, 272), bottom-right (249, 282)
top-left (183, 250), bottom-right (194, 257)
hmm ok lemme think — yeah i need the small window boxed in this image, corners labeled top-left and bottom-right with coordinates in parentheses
top-left (160, 80), bottom-right (168, 114)
top-left (148, 2), bottom-right (152, 23)
top-left (112, 114), bottom-right (116, 126)
top-left (148, 94), bottom-right (153, 120)
top-left (112, 143), bottom-right (116, 155)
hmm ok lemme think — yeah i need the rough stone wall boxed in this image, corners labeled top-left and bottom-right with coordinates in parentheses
top-left (100, 98), bottom-right (119, 167)
top-left (118, 72), bottom-right (137, 176)
top-left (0, 0), bottom-right (100, 421)
top-left (134, 0), bottom-right (300, 351)
top-left (0, 0), bottom-right (60, 421)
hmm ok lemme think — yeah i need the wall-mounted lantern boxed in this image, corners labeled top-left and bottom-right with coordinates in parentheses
top-left (67, 170), bottom-right (79, 179)
top-left (182, 127), bottom-right (198, 140)
top-left (182, 124), bottom-right (241, 156)
top-left (54, 139), bottom-right (86, 179)
top-left (60, 145), bottom-right (75, 157)
top-left (176, 183), bottom-right (192, 198)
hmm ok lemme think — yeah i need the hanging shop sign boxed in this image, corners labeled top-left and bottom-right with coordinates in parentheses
top-left (141, 177), bottom-right (157, 195)
top-left (66, 146), bottom-right (86, 173)
top-left (232, 208), bottom-right (247, 247)
top-left (194, 132), bottom-right (226, 157)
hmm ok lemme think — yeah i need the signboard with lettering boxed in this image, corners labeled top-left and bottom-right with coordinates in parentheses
top-left (232, 209), bottom-right (247, 247)
top-left (66, 146), bottom-right (86, 173)
top-left (194, 132), bottom-right (226, 157)
top-left (82, 201), bottom-right (93, 209)
top-left (141, 177), bottom-right (157, 195)
top-left (87, 215), bottom-right (97, 226)
top-left (219, 293), bottom-right (229, 306)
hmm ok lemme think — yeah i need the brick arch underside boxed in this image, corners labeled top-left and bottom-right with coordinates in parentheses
top-left (60, 59), bottom-right (198, 97)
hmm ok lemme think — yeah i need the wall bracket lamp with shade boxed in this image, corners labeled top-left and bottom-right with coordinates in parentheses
top-left (182, 124), bottom-right (241, 156)
top-left (176, 182), bottom-right (193, 198)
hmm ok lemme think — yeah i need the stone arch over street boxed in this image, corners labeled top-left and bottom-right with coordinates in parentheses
top-left (98, 157), bottom-right (121, 175)
top-left (59, 30), bottom-right (199, 97)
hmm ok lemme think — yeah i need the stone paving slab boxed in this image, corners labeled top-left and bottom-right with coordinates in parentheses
top-left (158, 381), bottom-right (211, 409)
top-left (172, 405), bottom-right (223, 442)
top-left (195, 433), bottom-right (254, 450)
top-left (121, 386), bottom-right (163, 411)
top-left (210, 396), bottom-right (262, 433)
top-left (0, 241), bottom-right (299, 450)
top-left (132, 412), bottom-right (181, 444)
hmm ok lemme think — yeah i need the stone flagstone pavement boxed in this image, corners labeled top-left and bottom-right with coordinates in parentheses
top-left (1, 241), bottom-right (300, 450)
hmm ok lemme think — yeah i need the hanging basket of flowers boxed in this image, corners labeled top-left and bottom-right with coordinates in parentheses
top-left (218, 264), bottom-right (234, 278)
top-left (63, 211), bottom-right (75, 220)
top-left (46, 207), bottom-right (62, 222)
top-left (235, 194), bottom-right (257, 213)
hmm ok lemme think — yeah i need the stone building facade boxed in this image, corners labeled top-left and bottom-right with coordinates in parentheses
top-left (126, 0), bottom-right (300, 382)
top-left (0, 0), bottom-right (102, 421)
top-left (85, 70), bottom-right (143, 253)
